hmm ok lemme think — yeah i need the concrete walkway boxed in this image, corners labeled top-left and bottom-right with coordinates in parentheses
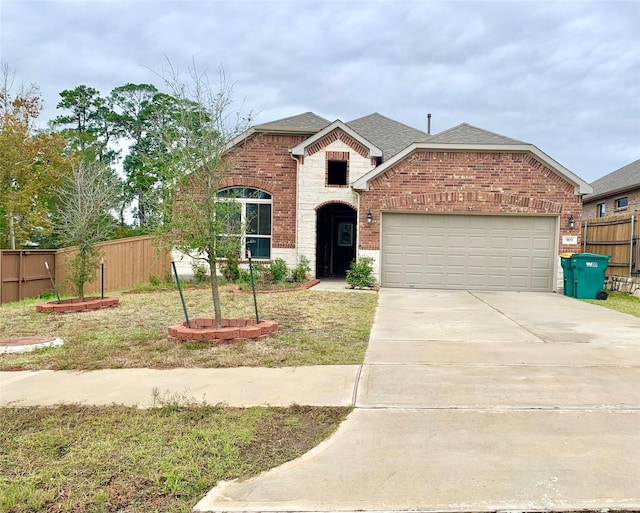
top-left (195, 290), bottom-right (640, 512)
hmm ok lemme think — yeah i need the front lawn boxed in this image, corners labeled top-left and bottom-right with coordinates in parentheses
top-left (0, 403), bottom-right (350, 513)
top-left (583, 290), bottom-right (640, 317)
top-left (0, 287), bottom-right (378, 370)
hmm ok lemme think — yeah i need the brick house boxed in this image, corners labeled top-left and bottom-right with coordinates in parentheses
top-left (185, 112), bottom-right (592, 292)
top-left (582, 159), bottom-right (640, 219)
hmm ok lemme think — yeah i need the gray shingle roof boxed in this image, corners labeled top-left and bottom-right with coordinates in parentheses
top-left (346, 113), bottom-right (430, 161)
top-left (427, 123), bottom-right (527, 145)
top-left (254, 112), bottom-right (331, 132)
top-left (584, 159), bottom-right (640, 200)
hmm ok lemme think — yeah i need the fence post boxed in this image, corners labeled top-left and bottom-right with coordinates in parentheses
top-left (630, 215), bottom-right (635, 277)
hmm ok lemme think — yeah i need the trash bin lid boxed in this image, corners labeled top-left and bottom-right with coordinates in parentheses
top-left (559, 252), bottom-right (573, 258)
top-left (571, 253), bottom-right (611, 260)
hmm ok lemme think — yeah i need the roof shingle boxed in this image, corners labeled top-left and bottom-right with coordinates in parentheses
top-left (584, 159), bottom-right (640, 199)
top-left (253, 112), bottom-right (331, 132)
top-left (427, 123), bottom-right (526, 145)
top-left (346, 113), bottom-right (430, 161)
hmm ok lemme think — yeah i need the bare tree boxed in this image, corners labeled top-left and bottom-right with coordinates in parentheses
top-left (54, 161), bottom-right (118, 300)
top-left (156, 62), bottom-right (252, 327)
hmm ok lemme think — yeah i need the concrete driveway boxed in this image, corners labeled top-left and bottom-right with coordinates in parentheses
top-left (195, 290), bottom-right (640, 512)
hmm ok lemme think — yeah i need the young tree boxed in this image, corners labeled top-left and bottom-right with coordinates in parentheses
top-left (54, 161), bottom-right (118, 300)
top-left (0, 65), bottom-right (69, 249)
top-left (158, 63), bottom-right (251, 327)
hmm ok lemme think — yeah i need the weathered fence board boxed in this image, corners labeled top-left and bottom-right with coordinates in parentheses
top-left (582, 213), bottom-right (638, 277)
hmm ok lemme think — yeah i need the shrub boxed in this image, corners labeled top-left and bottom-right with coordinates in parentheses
top-left (149, 274), bottom-right (162, 287)
top-left (240, 262), bottom-right (266, 284)
top-left (270, 258), bottom-right (289, 283)
top-left (346, 257), bottom-right (377, 288)
top-left (220, 255), bottom-right (240, 283)
top-left (291, 256), bottom-right (311, 283)
top-left (191, 261), bottom-right (209, 284)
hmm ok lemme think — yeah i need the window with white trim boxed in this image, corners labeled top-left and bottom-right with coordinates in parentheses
top-left (597, 203), bottom-right (606, 217)
top-left (217, 187), bottom-right (272, 259)
top-left (615, 197), bottom-right (629, 209)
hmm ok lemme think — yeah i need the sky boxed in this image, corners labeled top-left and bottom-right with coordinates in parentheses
top-left (1, 0), bottom-right (639, 183)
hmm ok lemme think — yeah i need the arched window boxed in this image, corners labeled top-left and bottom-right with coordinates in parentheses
top-left (217, 187), bottom-right (272, 259)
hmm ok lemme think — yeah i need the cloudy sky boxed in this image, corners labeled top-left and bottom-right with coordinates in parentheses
top-left (1, 0), bottom-right (638, 183)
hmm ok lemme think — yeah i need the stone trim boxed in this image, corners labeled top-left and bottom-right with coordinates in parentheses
top-left (605, 275), bottom-right (640, 299)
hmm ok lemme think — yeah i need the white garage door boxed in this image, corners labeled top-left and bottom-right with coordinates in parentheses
top-left (381, 213), bottom-right (557, 291)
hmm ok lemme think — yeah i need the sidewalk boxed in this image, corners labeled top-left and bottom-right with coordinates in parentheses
top-left (0, 366), bottom-right (359, 408)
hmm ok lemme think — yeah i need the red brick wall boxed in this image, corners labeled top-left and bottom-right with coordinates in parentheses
top-left (359, 150), bottom-right (583, 253)
top-left (222, 133), bottom-right (307, 249)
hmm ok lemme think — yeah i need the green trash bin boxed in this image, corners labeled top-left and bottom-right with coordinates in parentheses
top-left (559, 253), bottom-right (574, 297)
top-left (570, 253), bottom-right (611, 299)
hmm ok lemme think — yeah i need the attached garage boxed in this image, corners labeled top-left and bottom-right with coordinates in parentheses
top-left (381, 213), bottom-right (558, 291)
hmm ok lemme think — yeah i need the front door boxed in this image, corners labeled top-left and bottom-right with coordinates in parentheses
top-left (316, 204), bottom-right (356, 277)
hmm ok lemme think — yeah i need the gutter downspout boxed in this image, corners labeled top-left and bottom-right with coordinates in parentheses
top-left (289, 150), bottom-right (302, 268)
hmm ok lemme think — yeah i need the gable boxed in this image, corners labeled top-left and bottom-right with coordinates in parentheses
top-left (291, 120), bottom-right (382, 159)
top-left (353, 143), bottom-right (592, 195)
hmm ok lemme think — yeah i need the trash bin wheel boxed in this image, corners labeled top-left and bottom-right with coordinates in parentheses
top-left (596, 291), bottom-right (608, 301)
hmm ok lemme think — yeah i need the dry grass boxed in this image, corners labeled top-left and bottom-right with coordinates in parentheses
top-left (0, 403), bottom-right (350, 513)
top-left (0, 286), bottom-right (377, 370)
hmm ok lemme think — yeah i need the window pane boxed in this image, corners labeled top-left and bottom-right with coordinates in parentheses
top-left (259, 204), bottom-right (271, 235)
top-left (246, 237), bottom-right (270, 259)
top-left (246, 203), bottom-right (258, 234)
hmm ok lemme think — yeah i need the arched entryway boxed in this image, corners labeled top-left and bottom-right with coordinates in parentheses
top-left (316, 203), bottom-right (357, 277)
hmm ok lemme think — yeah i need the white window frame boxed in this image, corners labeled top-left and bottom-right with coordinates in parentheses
top-left (218, 187), bottom-right (272, 259)
top-left (615, 197), bottom-right (629, 210)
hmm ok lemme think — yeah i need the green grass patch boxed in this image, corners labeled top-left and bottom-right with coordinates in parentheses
top-left (0, 287), bottom-right (378, 370)
top-left (0, 404), bottom-right (350, 513)
top-left (583, 290), bottom-right (640, 317)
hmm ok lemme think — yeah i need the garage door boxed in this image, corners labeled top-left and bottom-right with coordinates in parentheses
top-left (381, 214), bottom-right (557, 291)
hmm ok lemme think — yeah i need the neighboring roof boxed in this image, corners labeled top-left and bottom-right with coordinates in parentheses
top-left (291, 120), bottom-right (383, 158)
top-left (427, 123), bottom-right (526, 145)
top-left (353, 123), bottom-right (592, 195)
top-left (253, 112), bottom-right (331, 133)
top-left (345, 113), bottom-right (430, 161)
top-left (583, 159), bottom-right (640, 201)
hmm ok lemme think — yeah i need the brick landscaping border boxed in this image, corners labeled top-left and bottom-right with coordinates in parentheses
top-left (230, 279), bottom-right (320, 294)
top-left (167, 318), bottom-right (279, 343)
top-left (36, 297), bottom-right (120, 314)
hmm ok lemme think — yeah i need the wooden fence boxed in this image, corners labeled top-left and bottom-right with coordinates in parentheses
top-left (582, 213), bottom-right (639, 277)
top-left (0, 236), bottom-right (172, 304)
top-left (0, 250), bottom-right (57, 304)
top-left (55, 236), bottom-right (172, 296)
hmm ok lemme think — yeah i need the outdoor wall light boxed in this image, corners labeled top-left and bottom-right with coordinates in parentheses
top-left (366, 211), bottom-right (373, 224)
top-left (568, 215), bottom-right (575, 230)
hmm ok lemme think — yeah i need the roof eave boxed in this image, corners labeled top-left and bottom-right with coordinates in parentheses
top-left (352, 142), bottom-right (593, 195)
top-left (583, 184), bottom-right (639, 203)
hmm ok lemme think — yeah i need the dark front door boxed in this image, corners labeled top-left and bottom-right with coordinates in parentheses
top-left (316, 203), bottom-right (356, 277)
